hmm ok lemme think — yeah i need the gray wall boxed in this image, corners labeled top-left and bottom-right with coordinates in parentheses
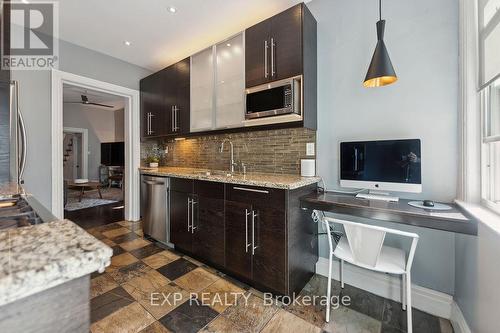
top-left (12, 39), bottom-right (151, 209)
top-left (455, 221), bottom-right (500, 333)
top-left (63, 105), bottom-right (125, 180)
top-left (308, 0), bottom-right (458, 294)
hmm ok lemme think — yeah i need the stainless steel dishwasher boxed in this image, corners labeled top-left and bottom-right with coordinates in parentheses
top-left (140, 175), bottom-right (170, 244)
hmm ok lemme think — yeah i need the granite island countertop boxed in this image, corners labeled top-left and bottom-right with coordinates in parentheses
top-left (0, 219), bottom-right (113, 306)
top-left (140, 166), bottom-right (320, 190)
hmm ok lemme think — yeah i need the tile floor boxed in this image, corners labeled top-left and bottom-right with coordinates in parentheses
top-left (86, 220), bottom-right (454, 333)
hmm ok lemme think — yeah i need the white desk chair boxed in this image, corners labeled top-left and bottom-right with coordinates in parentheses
top-left (312, 210), bottom-right (419, 333)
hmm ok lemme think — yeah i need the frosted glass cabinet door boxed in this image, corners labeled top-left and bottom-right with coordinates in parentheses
top-left (191, 47), bottom-right (214, 132)
top-left (215, 33), bottom-right (245, 129)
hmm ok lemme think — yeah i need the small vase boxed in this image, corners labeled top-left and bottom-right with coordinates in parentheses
top-left (149, 162), bottom-right (159, 168)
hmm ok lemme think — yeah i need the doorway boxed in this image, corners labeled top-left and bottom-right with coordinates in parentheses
top-left (51, 69), bottom-right (141, 221)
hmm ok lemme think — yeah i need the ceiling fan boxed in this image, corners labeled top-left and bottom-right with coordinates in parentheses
top-left (65, 94), bottom-right (114, 108)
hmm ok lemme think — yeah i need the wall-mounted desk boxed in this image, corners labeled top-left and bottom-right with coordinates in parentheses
top-left (300, 192), bottom-right (478, 235)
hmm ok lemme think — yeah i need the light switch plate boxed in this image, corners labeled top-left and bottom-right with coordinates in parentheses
top-left (306, 143), bottom-right (315, 156)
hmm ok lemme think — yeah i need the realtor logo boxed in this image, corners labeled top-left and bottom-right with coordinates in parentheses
top-left (2, 1), bottom-right (59, 70)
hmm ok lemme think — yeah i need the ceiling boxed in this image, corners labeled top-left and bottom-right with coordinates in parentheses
top-left (63, 84), bottom-right (125, 111)
top-left (58, 0), bottom-right (305, 71)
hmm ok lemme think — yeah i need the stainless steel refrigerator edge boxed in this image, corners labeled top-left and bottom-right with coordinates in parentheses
top-left (140, 175), bottom-right (170, 244)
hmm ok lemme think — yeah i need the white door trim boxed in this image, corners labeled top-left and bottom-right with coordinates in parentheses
top-left (51, 69), bottom-right (140, 221)
top-left (63, 127), bottom-right (89, 179)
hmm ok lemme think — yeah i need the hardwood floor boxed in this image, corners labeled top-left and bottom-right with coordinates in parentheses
top-left (65, 201), bottom-right (124, 229)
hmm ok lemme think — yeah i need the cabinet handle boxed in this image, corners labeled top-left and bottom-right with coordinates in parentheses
top-left (245, 209), bottom-right (251, 253)
top-left (252, 210), bottom-right (259, 255)
top-left (146, 113), bottom-right (151, 135)
top-left (233, 186), bottom-right (269, 194)
top-left (171, 106), bottom-right (175, 132)
top-left (149, 113), bottom-right (155, 134)
top-left (187, 197), bottom-right (191, 231)
top-left (264, 40), bottom-right (269, 78)
top-left (174, 106), bottom-right (179, 131)
top-left (271, 37), bottom-right (275, 77)
top-left (191, 199), bottom-right (197, 233)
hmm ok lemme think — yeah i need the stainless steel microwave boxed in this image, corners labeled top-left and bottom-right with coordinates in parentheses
top-left (245, 75), bottom-right (302, 120)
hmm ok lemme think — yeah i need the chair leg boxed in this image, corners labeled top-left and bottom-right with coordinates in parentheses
top-left (340, 259), bottom-right (344, 288)
top-left (402, 273), bottom-right (407, 310)
top-left (406, 273), bottom-right (412, 333)
top-left (326, 252), bottom-right (333, 323)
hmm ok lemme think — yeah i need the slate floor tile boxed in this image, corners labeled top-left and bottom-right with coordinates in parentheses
top-left (90, 302), bottom-right (155, 333)
top-left (110, 231), bottom-right (140, 244)
top-left (157, 258), bottom-right (198, 281)
top-left (142, 250), bottom-right (180, 269)
top-left (90, 273), bottom-right (119, 298)
top-left (119, 238), bottom-right (151, 251)
top-left (90, 286), bottom-right (135, 323)
top-left (339, 283), bottom-right (385, 320)
top-left (102, 226), bottom-right (132, 238)
top-left (382, 298), bottom-right (442, 333)
top-left (109, 261), bottom-right (152, 284)
top-left (158, 299), bottom-right (219, 333)
top-left (130, 243), bottom-right (166, 259)
top-left (219, 293), bottom-right (280, 332)
top-left (139, 321), bottom-right (172, 333)
top-left (110, 245), bottom-right (126, 256)
top-left (174, 267), bottom-right (219, 293)
top-left (261, 309), bottom-right (322, 333)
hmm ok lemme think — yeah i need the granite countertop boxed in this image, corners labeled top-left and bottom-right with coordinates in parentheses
top-left (0, 219), bottom-right (113, 306)
top-left (139, 166), bottom-right (320, 190)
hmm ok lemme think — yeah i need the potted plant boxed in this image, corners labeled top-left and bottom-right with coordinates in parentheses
top-left (144, 155), bottom-right (160, 168)
top-left (144, 146), bottom-right (160, 168)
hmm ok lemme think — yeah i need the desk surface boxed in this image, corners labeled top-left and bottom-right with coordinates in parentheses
top-left (300, 192), bottom-right (478, 235)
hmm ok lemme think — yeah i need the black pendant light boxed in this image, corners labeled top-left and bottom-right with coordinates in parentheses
top-left (363, 0), bottom-right (397, 88)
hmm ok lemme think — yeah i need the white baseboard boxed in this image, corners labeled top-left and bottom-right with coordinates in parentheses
top-left (315, 257), bottom-right (453, 319)
top-left (450, 302), bottom-right (472, 333)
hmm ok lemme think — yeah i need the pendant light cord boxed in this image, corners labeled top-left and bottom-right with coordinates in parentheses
top-left (379, 0), bottom-right (382, 21)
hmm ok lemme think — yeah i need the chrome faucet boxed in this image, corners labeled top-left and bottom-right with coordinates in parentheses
top-left (219, 139), bottom-right (236, 173)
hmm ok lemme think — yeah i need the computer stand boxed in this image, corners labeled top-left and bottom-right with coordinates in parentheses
top-left (355, 190), bottom-right (399, 202)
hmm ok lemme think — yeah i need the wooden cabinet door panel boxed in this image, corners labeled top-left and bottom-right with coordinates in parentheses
top-left (192, 194), bottom-right (225, 267)
top-left (270, 4), bottom-right (303, 81)
top-left (225, 200), bottom-right (253, 280)
top-left (251, 204), bottom-right (287, 294)
top-left (245, 19), bottom-right (271, 88)
top-left (175, 58), bottom-right (190, 135)
top-left (192, 181), bottom-right (225, 267)
top-left (170, 190), bottom-right (192, 253)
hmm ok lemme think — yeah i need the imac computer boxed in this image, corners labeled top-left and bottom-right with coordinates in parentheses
top-left (340, 139), bottom-right (422, 202)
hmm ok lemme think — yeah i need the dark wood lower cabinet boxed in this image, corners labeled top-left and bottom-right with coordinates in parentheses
top-left (170, 190), bottom-right (192, 253)
top-left (225, 200), bottom-right (253, 280)
top-left (169, 177), bottom-right (318, 296)
top-left (192, 182), bottom-right (225, 268)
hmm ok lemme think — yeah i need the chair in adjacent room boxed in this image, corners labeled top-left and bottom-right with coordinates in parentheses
top-left (312, 210), bottom-right (419, 333)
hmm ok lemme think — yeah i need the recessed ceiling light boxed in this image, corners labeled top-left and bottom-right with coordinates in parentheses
top-left (124, 40), bottom-right (131, 46)
top-left (168, 6), bottom-right (177, 13)
top-left (226, 43), bottom-right (231, 47)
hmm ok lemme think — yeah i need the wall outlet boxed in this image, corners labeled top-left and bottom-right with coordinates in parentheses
top-left (306, 143), bottom-right (315, 156)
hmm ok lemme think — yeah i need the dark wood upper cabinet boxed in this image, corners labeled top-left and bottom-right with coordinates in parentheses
top-left (270, 5), bottom-right (303, 81)
top-left (140, 71), bottom-right (166, 139)
top-left (140, 57), bottom-right (190, 139)
top-left (244, 18), bottom-right (271, 88)
top-left (245, 3), bottom-right (311, 88)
